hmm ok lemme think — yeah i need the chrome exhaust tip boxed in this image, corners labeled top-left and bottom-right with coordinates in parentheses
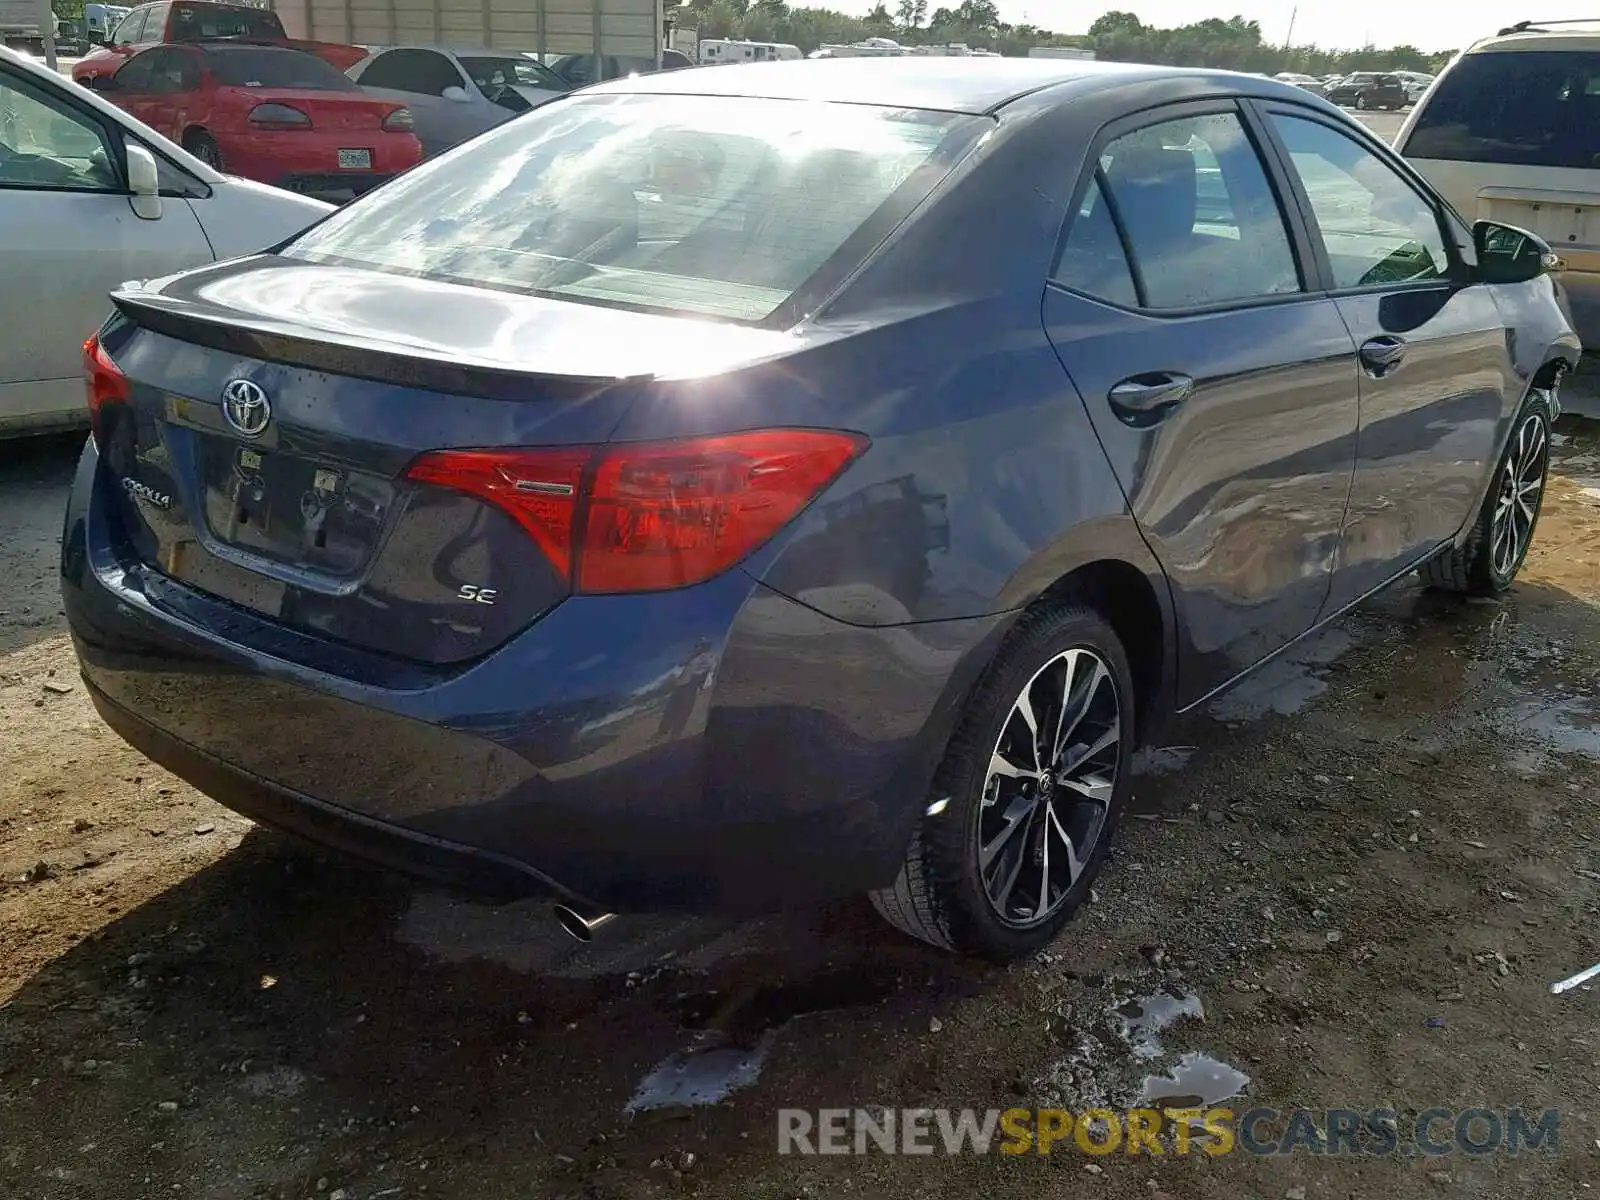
top-left (553, 904), bottom-right (616, 942)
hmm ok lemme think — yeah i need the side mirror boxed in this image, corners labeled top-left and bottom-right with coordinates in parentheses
top-left (126, 142), bottom-right (162, 220)
top-left (1474, 219), bottom-right (1560, 284)
top-left (441, 86), bottom-right (471, 103)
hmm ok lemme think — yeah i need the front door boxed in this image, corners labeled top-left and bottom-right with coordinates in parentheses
top-left (1043, 103), bottom-right (1360, 706)
top-left (1258, 106), bottom-right (1510, 612)
top-left (0, 62), bottom-right (211, 432)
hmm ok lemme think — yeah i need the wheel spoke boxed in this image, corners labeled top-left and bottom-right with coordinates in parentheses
top-left (1050, 650), bottom-right (1082, 762)
top-left (1033, 808), bottom-right (1053, 920)
top-left (1054, 657), bottom-right (1108, 762)
top-left (1013, 689), bottom-right (1042, 773)
top-left (985, 805), bottom-right (1036, 911)
top-left (1058, 725), bottom-right (1119, 778)
top-left (1059, 773), bottom-right (1115, 806)
top-left (988, 750), bottom-right (1040, 783)
top-left (1045, 800), bottom-right (1086, 888)
top-left (980, 796), bottom-right (1034, 871)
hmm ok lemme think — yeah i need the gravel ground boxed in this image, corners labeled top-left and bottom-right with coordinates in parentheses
top-left (5, 368), bottom-right (1600, 1200)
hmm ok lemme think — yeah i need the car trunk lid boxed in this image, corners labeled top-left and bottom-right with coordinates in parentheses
top-left (94, 256), bottom-right (799, 664)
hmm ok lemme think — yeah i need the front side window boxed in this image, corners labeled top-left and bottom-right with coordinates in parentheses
top-left (458, 56), bottom-right (565, 94)
top-left (284, 94), bottom-right (980, 323)
top-left (1270, 113), bottom-right (1449, 289)
top-left (1403, 50), bottom-right (1600, 169)
top-left (1090, 111), bottom-right (1300, 309)
top-left (0, 69), bottom-right (118, 191)
top-left (110, 6), bottom-right (148, 45)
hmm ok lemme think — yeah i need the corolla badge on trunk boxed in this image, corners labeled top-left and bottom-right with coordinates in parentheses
top-left (221, 379), bottom-right (272, 438)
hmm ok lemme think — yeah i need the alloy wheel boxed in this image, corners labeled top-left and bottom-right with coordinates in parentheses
top-left (978, 648), bottom-right (1121, 927)
top-left (1490, 411), bottom-right (1548, 579)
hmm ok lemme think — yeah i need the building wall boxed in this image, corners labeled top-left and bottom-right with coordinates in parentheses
top-left (275, 0), bottom-right (661, 58)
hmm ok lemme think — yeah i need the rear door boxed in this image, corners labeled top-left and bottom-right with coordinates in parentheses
top-left (1257, 105), bottom-right (1509, 612)
top-left (1042, 101), bottom-right (1360, 706)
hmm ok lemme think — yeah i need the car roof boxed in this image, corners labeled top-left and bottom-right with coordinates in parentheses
top-left (1469, 22), bottom-right (1600, 52)
top-left (583, 56), bottom-right (1316, 115)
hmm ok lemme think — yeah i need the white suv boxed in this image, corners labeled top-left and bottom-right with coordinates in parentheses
top-left (1397, 21), bottom-right (1600, 344)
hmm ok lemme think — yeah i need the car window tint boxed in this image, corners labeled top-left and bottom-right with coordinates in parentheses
top-left (1052, 174), bottom-right (1138, 306)
top-left (0, 69), bottom-right (118, 192)
top-left (144, 48), bottom-right (188, 93)
top-left (285, 95), bottom-right (979, 324)
top-left (1403, 50), bottom-right (1600, 169)
top-left (168, 2), bottom-right (280, 40)
top-left (359, 49), bottom-right (457, 96)
top-left (1096, 111), bottom-right (1300, 309)
top-left (111, 6), bottom-right (148, 43)
top-left (1271, 114), bottom-right (1448, 289)
top-left (113, 49), bottom-right (159, 90)
top-left (208, 47), bottom-right (358, 90)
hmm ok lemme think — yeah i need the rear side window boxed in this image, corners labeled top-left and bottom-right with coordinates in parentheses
top-left (1053, 176), bottom-right (1139, 306)
top-left (284, 94), bottom-right (980, 324)
top-left (207, 48), bottom-right (357, 90)
top-left (1059, 111), bottom-right (1300, 309)
top-left (1404, 50), bottom-right (1600, 168)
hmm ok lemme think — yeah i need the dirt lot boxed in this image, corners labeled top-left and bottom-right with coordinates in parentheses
top-left (6, 391), bottom-right (1600, 1200)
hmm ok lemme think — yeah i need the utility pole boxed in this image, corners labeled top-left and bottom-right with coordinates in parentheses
top-left (1282, 5), bottom-right (1297, 50)
top-left (36, 0), bottom-right (56, 71)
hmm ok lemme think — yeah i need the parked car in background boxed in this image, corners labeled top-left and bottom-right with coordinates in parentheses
top-left (1327, 71), bottom-right (1408, 109)
top-left (349, 46), bottom-right (567, 158)
top-left (0, 45), bottom-right (329, 437)
top-left (71, 0), bottom-right (366, 85)
top-left (1398, 20), bottom-right (1600, 344)
top-left (62, 60), bottom-right (1577, 958)
top-left (540, 48), bottom-right (694, 87)
top-left (1273, 71), bottom-right (1326, 96)
top-left (1393, 69), bottom-right (1435, 104)
top-left (90, 43), bottom-right (421, 196)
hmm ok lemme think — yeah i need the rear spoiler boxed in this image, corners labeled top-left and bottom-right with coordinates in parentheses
top-left (110, 273), bottom-right (639, 402)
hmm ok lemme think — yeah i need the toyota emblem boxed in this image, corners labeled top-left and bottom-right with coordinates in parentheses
top-left (221, 379), bottom-right (271, 438)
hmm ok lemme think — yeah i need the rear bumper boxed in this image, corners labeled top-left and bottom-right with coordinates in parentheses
top-left (216, 132), bottom-right (421, 192)
top-left (62, 440), bottom-right (1004, 912)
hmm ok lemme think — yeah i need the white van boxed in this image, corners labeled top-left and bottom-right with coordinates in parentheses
top-left (1397, 20), bottom-right (1600, 343)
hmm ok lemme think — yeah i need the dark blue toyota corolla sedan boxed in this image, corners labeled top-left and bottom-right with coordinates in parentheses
top-left (63, 58), bottom-right (1579, 959)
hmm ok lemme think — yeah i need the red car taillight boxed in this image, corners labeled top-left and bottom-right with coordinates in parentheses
top-left (83, 334), bottom-right (129, 449)
top-left (381, 107), bottom-right (414, 133)
top-left (406, 429), bottom-right (867, 594)
top-left (248, 102), bottom-right (312, 130)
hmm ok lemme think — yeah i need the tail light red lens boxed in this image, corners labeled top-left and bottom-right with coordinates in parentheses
top-left (382, 107), bottom-right (414, 132)
top-left (406, 429), bottom-right (866, 594)
top-left (83, 334), bottom-right (129, 449)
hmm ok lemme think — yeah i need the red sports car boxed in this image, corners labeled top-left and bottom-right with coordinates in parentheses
top-left (71, 0), bottom-right (367, 85)
top-left (93, 44), bottom-right (422, 195)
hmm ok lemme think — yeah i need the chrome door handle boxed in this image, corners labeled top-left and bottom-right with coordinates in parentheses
top-left (1360, 336), bottom-right (1407, 374)
top-left (1107, 373), bottom-right (1194, 426)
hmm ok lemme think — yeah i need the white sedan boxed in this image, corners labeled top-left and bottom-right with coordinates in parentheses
top-left (0, 46), bottom-right (331, 437)
top-left (348, 46), bottom-right (568, 159)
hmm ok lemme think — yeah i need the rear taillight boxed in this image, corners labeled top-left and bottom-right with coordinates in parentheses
top-left (406, 429), bottom-right (866, 594)
top-left (382, 107), bottom-right (414, 133)
top-left (83, 334), bottom-right (129, 449)
top-left (248, 102), bottom-right (312, 130)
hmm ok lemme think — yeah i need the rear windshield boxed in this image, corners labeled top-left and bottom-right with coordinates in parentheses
top-left (169, 3), bottom-right (284, 40)
top-left (283, 94), bottom-right (979, 324)
top-left (1403, 50), bottom-right (1600, 168)
top-left (208, 47), bottom-right (356, 89)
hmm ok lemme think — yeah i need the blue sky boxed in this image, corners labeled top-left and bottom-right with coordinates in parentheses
top-left (818, 0), bottom-right (1514, 53)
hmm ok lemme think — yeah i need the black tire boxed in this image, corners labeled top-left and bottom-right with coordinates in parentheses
top-left (183, 130), bottom-right (222, 170)
top-left (869, 603), bottom-right (1136, 961)
top-left (1421, 385), bottom-right (1555, 595)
